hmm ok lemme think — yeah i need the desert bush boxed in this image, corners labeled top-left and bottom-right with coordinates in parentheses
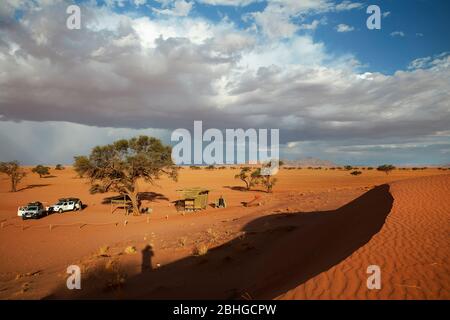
top-left (344, 165), bottom-right (353, 171)
top-left (350, 171), bottom-right (362, 176)
top-left (32, 165), bottom-right (50, 178)
top-left (205, 165), bottom-right (215, 170)
top-left (193, 243), bottom-right (208, 256)
top-left (0, 161), bottom-right (26, 192)
top-left (89, 184), bottom-right (106, 194)
top-left (190, 165), bottom-right (201, 170)
top-left (234, 167), bottom-right (258, 191)
top-left (124, 246), bottom-right (137, 254)
top-left (377, 164), bottom-right (395, 175)
top-left (98, 246), bottom-right (109, 256)
top-left (55, 164), bottom-right (65, 170)
top-left (252, 168), bottom-right (277, 193)
top-left (178, 237), bottom-right (188, 247)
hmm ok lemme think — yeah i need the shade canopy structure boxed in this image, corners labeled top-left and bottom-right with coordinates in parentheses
top-left (175, 188), bottom-right (211, 211)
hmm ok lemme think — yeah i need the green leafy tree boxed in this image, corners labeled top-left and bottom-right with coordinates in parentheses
top-left (77, 136), bottom-right (178, 215)
top-left (0, 161), bottom-right (27, 192)
top-left (32, 165), bottom-right (50, 178)
top-left (73, 156), bottom-right (91, 178)
top-left (377, 164), bottom-right (396, 175)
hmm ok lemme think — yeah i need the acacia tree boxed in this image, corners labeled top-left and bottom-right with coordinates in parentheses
top-left (0, 161), bottom-right (27, 192)
top-left (73, 156), bottom-right (91, 178)
top-left (78, 136), bottom-right (178, 215)
top-left (377, 164), bottom-right (395, 175)
top-left (235, 167), bottom-right (256, 190)
top-left (32, 165), bottom-right (50, 178)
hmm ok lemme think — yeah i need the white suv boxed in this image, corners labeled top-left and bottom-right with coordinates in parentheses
top-left (48, 198), bottom-right (83, 214)
top-left (18, 202), bottom-right (47, 220)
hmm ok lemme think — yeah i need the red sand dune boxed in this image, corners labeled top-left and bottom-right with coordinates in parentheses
top-left (279, 175), bottom-right (450, 299)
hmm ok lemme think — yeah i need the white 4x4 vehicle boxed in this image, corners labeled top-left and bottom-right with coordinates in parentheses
top-left (48, 198), bottom-right (83, 214)
top-left (18, 202), bottom-right (47, 220)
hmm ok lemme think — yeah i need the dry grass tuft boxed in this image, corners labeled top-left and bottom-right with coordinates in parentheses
top-left (192, 243), bottom-right (208, 256)
top-left (124, 246), bottom-right (137, 254)
top-left (178, 237), bottom-right (188, 247)
top-left (98, 245), bottom-right (109, 257)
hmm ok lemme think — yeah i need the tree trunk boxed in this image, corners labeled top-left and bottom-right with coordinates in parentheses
top-left (11, 176), bottom-right (16, 192)
top-left (125, 182), bottom-right (141, 216)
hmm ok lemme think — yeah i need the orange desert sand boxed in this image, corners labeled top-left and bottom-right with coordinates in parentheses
top-left (0, 167), bottom-right (448, 299)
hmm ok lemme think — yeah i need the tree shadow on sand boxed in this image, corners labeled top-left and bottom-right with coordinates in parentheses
top-left (17, 184), bottom-right (50, 192)
top-left (223, 186), bottom-right (266, 193)
top-left (46, 184), bottom-right (393, 300)
top-left (101, 192), bottom-right (169, 205)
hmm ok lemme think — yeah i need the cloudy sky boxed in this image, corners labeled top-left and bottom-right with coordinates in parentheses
top-left (0, 0), bottom-right (449, 165)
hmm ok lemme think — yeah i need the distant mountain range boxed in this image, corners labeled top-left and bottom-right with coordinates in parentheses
top-left (282, 157), bottom-right (338, 167)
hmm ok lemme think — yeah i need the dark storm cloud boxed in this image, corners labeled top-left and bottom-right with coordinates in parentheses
top-left (0, 1), bottom-right (449, 164)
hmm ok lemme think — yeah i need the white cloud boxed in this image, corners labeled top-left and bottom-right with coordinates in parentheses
top-left (408, 53), bottom-right (450, 70)
top-left (248, 0), bottom-right (362, 39)
top-left (298, 18), bottom-right (326, 31)
top-left (335, 24), bottom-right (354, 32)
top-left (390, 31), bottom-right (405, 37)
top-left (197, 0), bottom-right (258, 5)
top-left (153, 0), bottom-right (193, 17)
top-left (0, 0), bottom-right (449, 165)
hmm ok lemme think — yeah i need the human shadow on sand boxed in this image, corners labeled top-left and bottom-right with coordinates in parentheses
top-left (46, 184), bottom-right (393, 300)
